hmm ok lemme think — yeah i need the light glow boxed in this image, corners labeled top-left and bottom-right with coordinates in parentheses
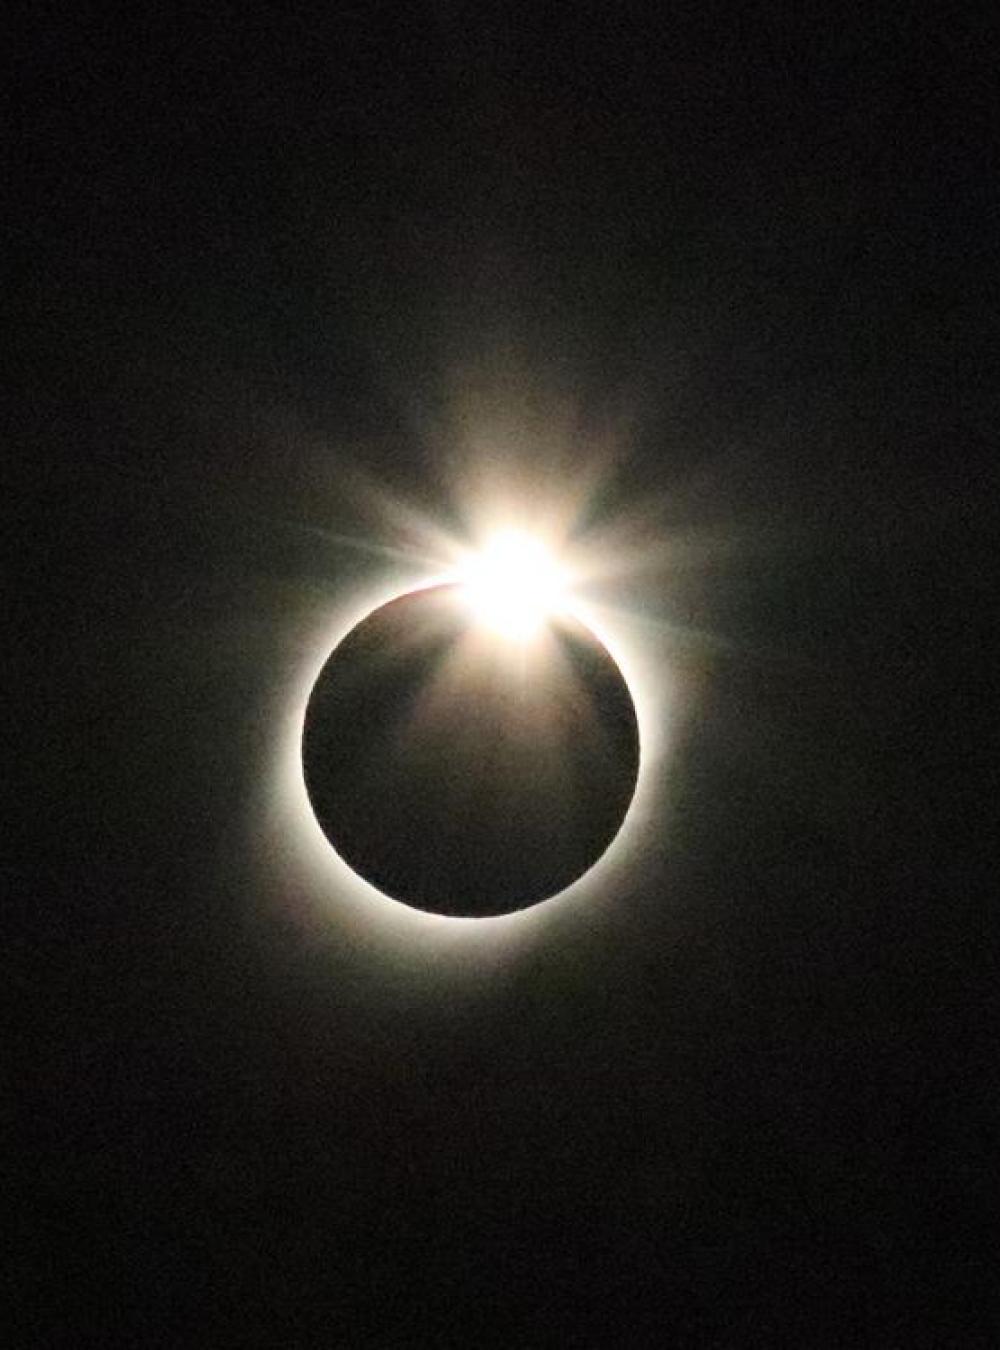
top-left (254, 439), bottom-right (682, 954)
top-left (259, 557), bottom-right (673, 959)
top-left (457, 530), bottom-right (570, 639)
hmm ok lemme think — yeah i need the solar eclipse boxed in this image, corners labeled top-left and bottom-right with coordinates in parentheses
top-left (301, 534), bottom-right (641, 917)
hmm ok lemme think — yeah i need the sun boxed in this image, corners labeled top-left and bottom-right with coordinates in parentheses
top-left (457, 530), bottom-right (570, 640)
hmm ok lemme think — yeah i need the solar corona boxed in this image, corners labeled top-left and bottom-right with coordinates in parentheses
top-left (300, 531), bottom-right (641, 918)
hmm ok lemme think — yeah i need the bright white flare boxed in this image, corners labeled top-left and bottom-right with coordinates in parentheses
top-left (459, 530), bottom-right (569, 639)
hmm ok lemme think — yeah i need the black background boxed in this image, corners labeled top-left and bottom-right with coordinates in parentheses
top-left (8, 4), bottom-right (998, 1344)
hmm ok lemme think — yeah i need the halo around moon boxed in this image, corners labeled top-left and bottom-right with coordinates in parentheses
top-left (301, 583), bottom-right (640, 917)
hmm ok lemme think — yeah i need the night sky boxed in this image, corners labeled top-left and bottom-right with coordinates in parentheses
top-left (9, 5), bottom-right (998, 1345)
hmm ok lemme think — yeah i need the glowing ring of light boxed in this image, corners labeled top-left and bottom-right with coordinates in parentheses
top-left (265, 543), bottom-right (672, 947)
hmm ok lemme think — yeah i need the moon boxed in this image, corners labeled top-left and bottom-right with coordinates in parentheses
top-left (301, 582), bottom-right (640, 917)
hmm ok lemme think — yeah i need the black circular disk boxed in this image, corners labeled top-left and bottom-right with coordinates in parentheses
top-left (302, 583), bottom-right (639, 917)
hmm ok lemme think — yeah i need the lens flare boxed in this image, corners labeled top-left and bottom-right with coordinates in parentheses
top-left (259, 447), bottom-right (681, 951)
top-left (457, 530), bottom-right (570, 639)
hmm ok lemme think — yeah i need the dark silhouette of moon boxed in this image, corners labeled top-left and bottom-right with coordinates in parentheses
top-left (302, 583), bottom-right (639, 917)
